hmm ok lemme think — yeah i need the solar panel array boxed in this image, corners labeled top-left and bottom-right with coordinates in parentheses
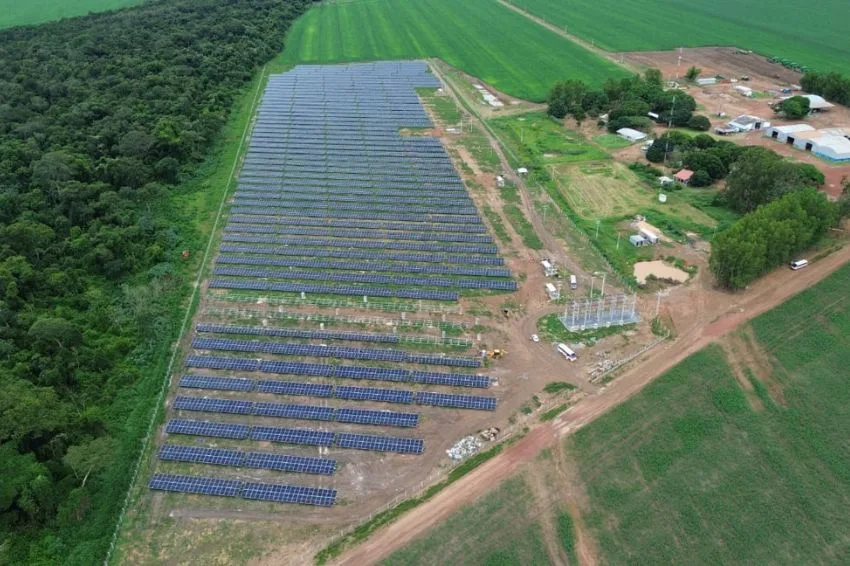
top-left (150, 473), bottom-right (336, 506)
top-left (173, 395), bottom-right (419, 428)
top-left (159, 444), bottom-right (337, 475)
top-left (178, 375), bottom-right (495, 411)
top-left (153, 62), bottom-right (512, 506)
top-left (214, 60), bottom-right (514, 302)
top-left (191, 337), bottom-right (480, 368)
top-left (184, 355), bottom-right (492, 388)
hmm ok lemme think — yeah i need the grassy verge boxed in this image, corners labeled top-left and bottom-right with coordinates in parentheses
top-left (556, 511), bottom-right (579, 565)
top-left (504, 204), bottom-right (544, 249)
top-left (315, 435), bottom-right (522, 564)
top-left (540, 404), bottom-right (569, 421)
top-left (483, 205), bottom-right (513, 244)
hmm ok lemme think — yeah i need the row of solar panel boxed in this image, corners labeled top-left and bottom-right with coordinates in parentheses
top-left (196, 323), bottom-right (400, 343)
top-left (240, 178), bottom-right (464, 191)
top-left (230, 208), bottom-right (483, 226)
top-left (173, 395), bottom-right (420, 428)
top-left (227, 213), bottom-right (485, 233)
top-left (224, 224), bottom-right (492, 244)
top-left (234, 192), bottom-right (471, 207)
top-left (209, 278), bottom-right (459, 301)
top-left (149, 473), bottom-right (336, 506)
top-left (166, 419), bottom-right (424, 454)
top-left (159, 443), bottom-right (336, 475)
top-left (215, 254), bottom-right (511, 277)
top-left (222, 234), bottom-right (495, 254)
top-left (179, 375), bottom-right (498, 410)
top-left (184, 356), bottom-right (491, 388)
top-left (242, 159), bottom-right (455, 172)
top-left (192, 336), bottom-right (480, 368)
top-left (239, 171), bottom-right (460, 185)
top-left (213, 266), bottom-right (516, 293)
top-left (230, 200), bottom-right (478, 216)
top-left (248, 134), bottom-right (443, 146)
top-left (218, 244), bottom-right (505, 266)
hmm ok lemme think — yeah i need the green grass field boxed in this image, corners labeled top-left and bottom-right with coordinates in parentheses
top-left (0, 0), bottom-right (142, 29)
top-left (383, 475), bottom-right (550, 565)
top-left (508, 0), bottom-right (850, 74)
top-left (489, 112), bottom-right (609, 164)
top-left (279, 0), bottom-right (629, 101)
top-left (566, 262), bottom-right (850, 564)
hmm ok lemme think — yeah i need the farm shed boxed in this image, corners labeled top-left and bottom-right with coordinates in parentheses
top-left (727, 115), bottom-right (770, 132)
top-left (734, 85), bottom-right (753, 97)
top-left (616, 128), bottom-right (647, 143)
top-left (696, 77), bottom-right (717, 86)
top-left (629, 234), bottom-right (649, 247)
top-left (777, 94), bottom-right (834, 112)
top-left (789, 128), bottom-right (850, 161)
top-left (765, 123), bottom-right (815, 144)
top-left (674, 169), bottom-right (694, 185)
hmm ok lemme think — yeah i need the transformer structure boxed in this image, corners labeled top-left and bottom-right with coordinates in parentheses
top-left (559, 294), bottom-right (639, 332)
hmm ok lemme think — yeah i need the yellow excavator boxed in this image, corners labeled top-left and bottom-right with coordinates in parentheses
top-left (487, 349), bottom-right (507, 359)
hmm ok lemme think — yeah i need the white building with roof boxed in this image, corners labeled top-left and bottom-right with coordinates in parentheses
top-left (616, 128), bottom-right (647, 143)
top-left (778, 94), bottom-right (835, 112)
top-left (790, 128), bottom-right (850, 161)
top-left (765, 123), bottom-right (816, 144)
top-left (727, 115), bottom-right (770, 133)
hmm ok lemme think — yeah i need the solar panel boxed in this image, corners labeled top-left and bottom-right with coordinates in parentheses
top-left (165, 419), bottom-right (250, 440)
top-left (334, 386), bottom-right (414, 404)
top-left (411, 371), bottom-right (491, 389)
top-left (158, 444), bottom-right (244, 467)
top-left (149, 473), bottom-right (243, 497)
top-left (253, 402), bottom-right (335, 422)
top-left (179, 374), bottom-right (255, 392)
top-left (173, 395), bottom-right (254, 415)
top-left (241, 482), bottom-right (336, 506)
top-left (196, 323), bottom-right (399, 344)
top-left (415, 392), bottom-right (498, 411)
top-left (250, 426), bottom-right (334, 447)
top-left (256, 380), bottom-right (333, 398)
top-left (336, 433), bottom-right (424, 455)
top-left (243, 452), bottom-right (337, 475)
top-left (335, 408), bottom-right (419, 428)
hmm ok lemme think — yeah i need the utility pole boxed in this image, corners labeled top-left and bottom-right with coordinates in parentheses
top-left (655, 291), bottom-right (664, 317)
top-left (600, 273), bottom-right (607, 298)
top-left (663, 95), bottom-right (676, 167)
top-left (589, 276), bottom-right (595, 299)
top-left (616, 232), bottom-right (621, 250)
top-left (595, 220), bottom-right (601, 239)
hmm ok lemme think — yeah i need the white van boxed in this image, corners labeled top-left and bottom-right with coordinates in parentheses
top-left (569, 274), bottom-right (578, 290)
top-left (556, 343), bottom-right (577, 361)
top-left (790, 259), bottom-right (809, 270)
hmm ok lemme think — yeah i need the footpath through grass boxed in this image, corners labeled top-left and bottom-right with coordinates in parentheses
top-left (279, 0), bottom-right (628, 101)
top-left (566, 262), bottom-right (850, 564)
top-left (507, 0), bottom-right (850, 75)
top-left (0, 0), bottom-right (142, 28)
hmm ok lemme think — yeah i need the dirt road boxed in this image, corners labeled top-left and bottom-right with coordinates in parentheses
top-left (332, 244), bottom-right (850, 565)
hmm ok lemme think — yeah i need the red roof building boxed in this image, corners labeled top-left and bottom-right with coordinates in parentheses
top-left (674, 169), bottom-right (694, 184)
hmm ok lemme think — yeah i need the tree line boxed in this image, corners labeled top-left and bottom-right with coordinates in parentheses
top-left (546, 70), bottom-right (710, 133)
top-left (801, 71), bottom-right (850, 107)
top-left (710, 189), bottom-right (837, 289)
top-left (0, 0), bottom-right (310, 563)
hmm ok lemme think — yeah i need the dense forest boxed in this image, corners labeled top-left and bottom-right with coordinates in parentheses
top-left (0, 0), bottom-right (310, 562)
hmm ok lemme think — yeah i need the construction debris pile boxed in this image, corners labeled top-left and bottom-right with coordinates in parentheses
top-left (479, 427), bottom-right (500, 441)
top-left (447, 435), bottom-right (483, 460)
top-left (587, 351), bottom-right (615, 382)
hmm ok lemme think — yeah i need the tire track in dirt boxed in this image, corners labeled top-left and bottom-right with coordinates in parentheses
top-left (331, 245), bottom-right (850, 566)
top-left (552, 442), bottom-right (598, 566)
top-left (526, 466), bottom-right (569, 565)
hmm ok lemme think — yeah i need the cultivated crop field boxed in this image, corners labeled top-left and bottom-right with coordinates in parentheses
top-left (0, 0), bottom-right (142, 28)
top-left (383, 475), bottom-right (551, 565)
top-left (565, 262), bottom-right (850, 564)
top-left (507, 0), bottom-right (850, 74)
top-left (279, 0), bottom-right (629, 101)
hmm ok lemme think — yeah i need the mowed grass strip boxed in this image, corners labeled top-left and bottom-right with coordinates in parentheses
top-left (565, 263), bottom-right (850, 565)
top-left (0, 0), bottom-right (142, 29)
top-left (279, 0), bottom-right (628, 101)
top-left (510, 0), bottom-right (850, 74)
